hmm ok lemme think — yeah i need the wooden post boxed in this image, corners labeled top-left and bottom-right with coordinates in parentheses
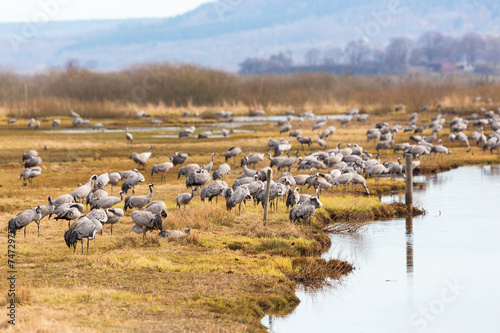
top-left (263, 169), bottom-right (272, 225)
top-left (405, 154), bottom-right (413, 214)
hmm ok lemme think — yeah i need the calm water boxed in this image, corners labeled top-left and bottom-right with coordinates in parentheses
top-left (263, 166), bottom-right (500, 333)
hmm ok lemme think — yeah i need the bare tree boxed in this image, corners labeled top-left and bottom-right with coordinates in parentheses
top-left (305, 48), bottom-right (321, 66)
top-left (345, 39), bottom-right (370, 66)
top-left (485, 36), bottom-right (500, 65)
top-left (385, 37), bottom-right (414, 72)
top-left (323, 47), bottom-right (343, 65)
top-left (459, 32), bottom-right (485, 65)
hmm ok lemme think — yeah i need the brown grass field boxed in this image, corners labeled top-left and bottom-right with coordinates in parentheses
top-left (0, 99), bottom-right (498, 332)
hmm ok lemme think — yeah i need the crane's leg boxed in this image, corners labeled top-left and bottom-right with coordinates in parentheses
top-left (24, 226), bottom-right (26, 238)
top-left (87, 238), bottom-right (89, 254)
top-left (37, 221), bottom-right (40, 238)
top-left (239, 204), bottom-right (241, 216)
top-left (73, 244), bottom-right (76, 254)
top-left (111, 224), bottom-right (113, 236)
top-left (81, 240), bottom-right (84, 255)
top-left (68, 221), bottom-right (70, 229)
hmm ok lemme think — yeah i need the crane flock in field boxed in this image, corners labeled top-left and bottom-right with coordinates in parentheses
top-left (8, 105), bottom-right (500, 255)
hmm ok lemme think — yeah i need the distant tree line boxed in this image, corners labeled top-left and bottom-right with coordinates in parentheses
top-left (239, 31), bottom-right (500, 75)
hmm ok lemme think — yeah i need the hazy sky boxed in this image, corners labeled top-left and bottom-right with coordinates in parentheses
top-left (0, 0), bottom-right (214, 23)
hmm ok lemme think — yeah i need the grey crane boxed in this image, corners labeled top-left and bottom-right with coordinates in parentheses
top-left (131, 211), bottom-right (165, 239)
top-left (280, 122), bottom-right (292, 134)
top-left (124, 183), bottom-right (154, 211)
top-left (296, 136), bottom-right (312, 148)
top-left (151, 161), bottom-right (174, 183)
top-left (108, 172), bottom-right (122, 194)
top-left (118, 169), bottom-right (139, 179)
top-left (28, 118), bottom-right (35, 127)
top-left (227, 185), bottom-right (252, 215)
top-left (144, 200), bottom-right (168, 216)
top-left (177, 187), bottom-right (197, 210)
top-left (202, 152), bottom-right (216, 172)
top-left (72, 117), bottom-right (83, 127)
top-left (171, 152), bottom-right (189, 166)
top-left (289, 129), bottom-right (302, 137)
top-left (241, 153), bottom-right (264, 169)
top-left (221, 129), bottom-right (229, 137)
top-left (53, 203), bottom-right (85, 228)
top-left (186, 169), bottom-right (211, 190)
top-left (134, 110), bottom-right (147, 118)
top-left (178, 164), bottom-right (200, 179)
top-left (86, 187), bottom-right (108, 207)
top-left (121, 170), bottom-right (145, 194)
top-left (70, 174), bottom-right (98, 202)
top-left (8, 118), bottom-right (17, 124)
top-left (384, 157), bottom-right (405, 179)
top-left (8, 207), bottom-right (41, 237)
top-left (317, 136), bottom-right (328, 148)
top-left (24, 156), bottom-right (42, 168)
top-left (201, 180), bottom-right (228, 203)
top-left (131, 146), bottom-right (152, 168)
top-left (278, 156), bottom-right (301, 172)
top-left (286, 187), bottom-right (300, 209)
top-left (51, 194), bottom-right (75, 206)
top-left (104, 208), bottom-right (124, 235)
top-left (125, 128), bottom-right (133, 143)
top-left (64, 212), bottom-right (106, 254)
top-left (159, 227), bottom-right (191, 238)
top-left (366, 163), bottom-right (389, 186)
top-left (256, 183), bottom-right (284, 210)
top-left (224, 147), bottom-right (242, 164)
top-left (91, 191), bottom-right (124, 210)
top-left (267, 152), bottom-right (288, 168)
top-left (320, 126), bottom-right (336, 139)
top-left (22, 149), bottom-right (38, 161)
top-left (376, 139), bottom-right (394, 152)
top-left (430, 140), bottom-right (452, 157)
top-left (213, 163), bottom-right (231, 180)
top-left (351, 173), bottom-right (370, 195)
top-left (198, 128), bottom-right (213, 139)
top-left (70, 109), bottom-right (80, 118)
top-left (95, 173), bottom-right (110, 189)
top-left (20, 167), bottom-right (41, 185)
top-left (289, 196), bottom-right (322, 224)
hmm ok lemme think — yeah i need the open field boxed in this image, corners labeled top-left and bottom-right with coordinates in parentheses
top-left (0, 99), bottom-right (499, 332)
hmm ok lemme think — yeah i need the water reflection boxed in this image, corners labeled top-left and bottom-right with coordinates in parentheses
top-left (264, 166), bottom-right (500, 332)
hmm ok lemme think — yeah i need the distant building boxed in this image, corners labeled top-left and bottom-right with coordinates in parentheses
top-left (425, 60), bottom-right (455, 73)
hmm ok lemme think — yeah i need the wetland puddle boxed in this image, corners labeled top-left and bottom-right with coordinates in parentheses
top-left (263, 166), bottom-right (500, 333)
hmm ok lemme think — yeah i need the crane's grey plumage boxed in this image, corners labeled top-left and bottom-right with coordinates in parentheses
top-left (125, 128), bottom-right (133, 143)
top-left (108, 172), bottom-right (122, 194)
top-left (131, 211), bottom-right (166, 239)
top-left (171, 152), bottom-right (189, 166)
top-left (351, 173), bottom-right (370, 195)
top-left (91, 191), bottom-right (124, 210)
top-left (286, 186), bottom-right (300, 209)
top-left (242, 153), bottom-right (264, 168)
top-left (186, 169), bottom-right (211, 189)
top-left (95, 173), bottom-right (110, 189)
top-left (177, 187), bottom-right (197, 209)
top-left (20, 167), bottom-right (41, 184)
top-left (9, 206), bottom-right (42, 237)
top-left (124, 183), bottom-right (154, 211)
top-left (121, 170), bottom-right (145, 194)
top-left (71, 174), bottom-right (97, 202)
top-left (289, 196), bottom-right (323, 224)
top-left (178, 164), bottom-right (200, 179)
top-left (224, 147), bottom-right (242, 163)
top-left (202, 152), bottom-right (216, 172)
top-left (213, 163), bottom-right (231, 180)
top-left (64, 212), bottom-right (106, 254)
top-left (24, 156), bottom-right (42, 168)
top-left (151, 161), bottom-right (174, 182)
top-left (201, 180), bottom-right (228, 203)
top-left (159, 227), bottom-right (191, 238)
top-left (131, 146), bottom-right (152, 168)
top-left (53, 203), bottom-right (85, 228)
top-left (22, 149), bottom-right (38, 161)
top-left (86, 188), bottom-right (108, 207)
top-left (144, 200), bottom-right (168, 216)
top-left (104, 208), bottom-right (124, 235)
top-left (227, 185), bottom-right (252, 215)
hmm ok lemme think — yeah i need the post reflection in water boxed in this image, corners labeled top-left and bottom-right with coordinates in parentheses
top-left (406, 214), bottom-right (414, 303)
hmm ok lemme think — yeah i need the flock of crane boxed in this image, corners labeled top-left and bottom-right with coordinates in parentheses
top-left (8, 105), bottom-right (500, 254)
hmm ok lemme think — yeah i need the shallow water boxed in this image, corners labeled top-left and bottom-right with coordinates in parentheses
top-left (263, 166), bottom-right (500, 333)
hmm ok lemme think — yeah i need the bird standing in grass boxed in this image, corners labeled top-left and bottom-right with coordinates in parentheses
top-left (125, 128), bottom-right (133, 143)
